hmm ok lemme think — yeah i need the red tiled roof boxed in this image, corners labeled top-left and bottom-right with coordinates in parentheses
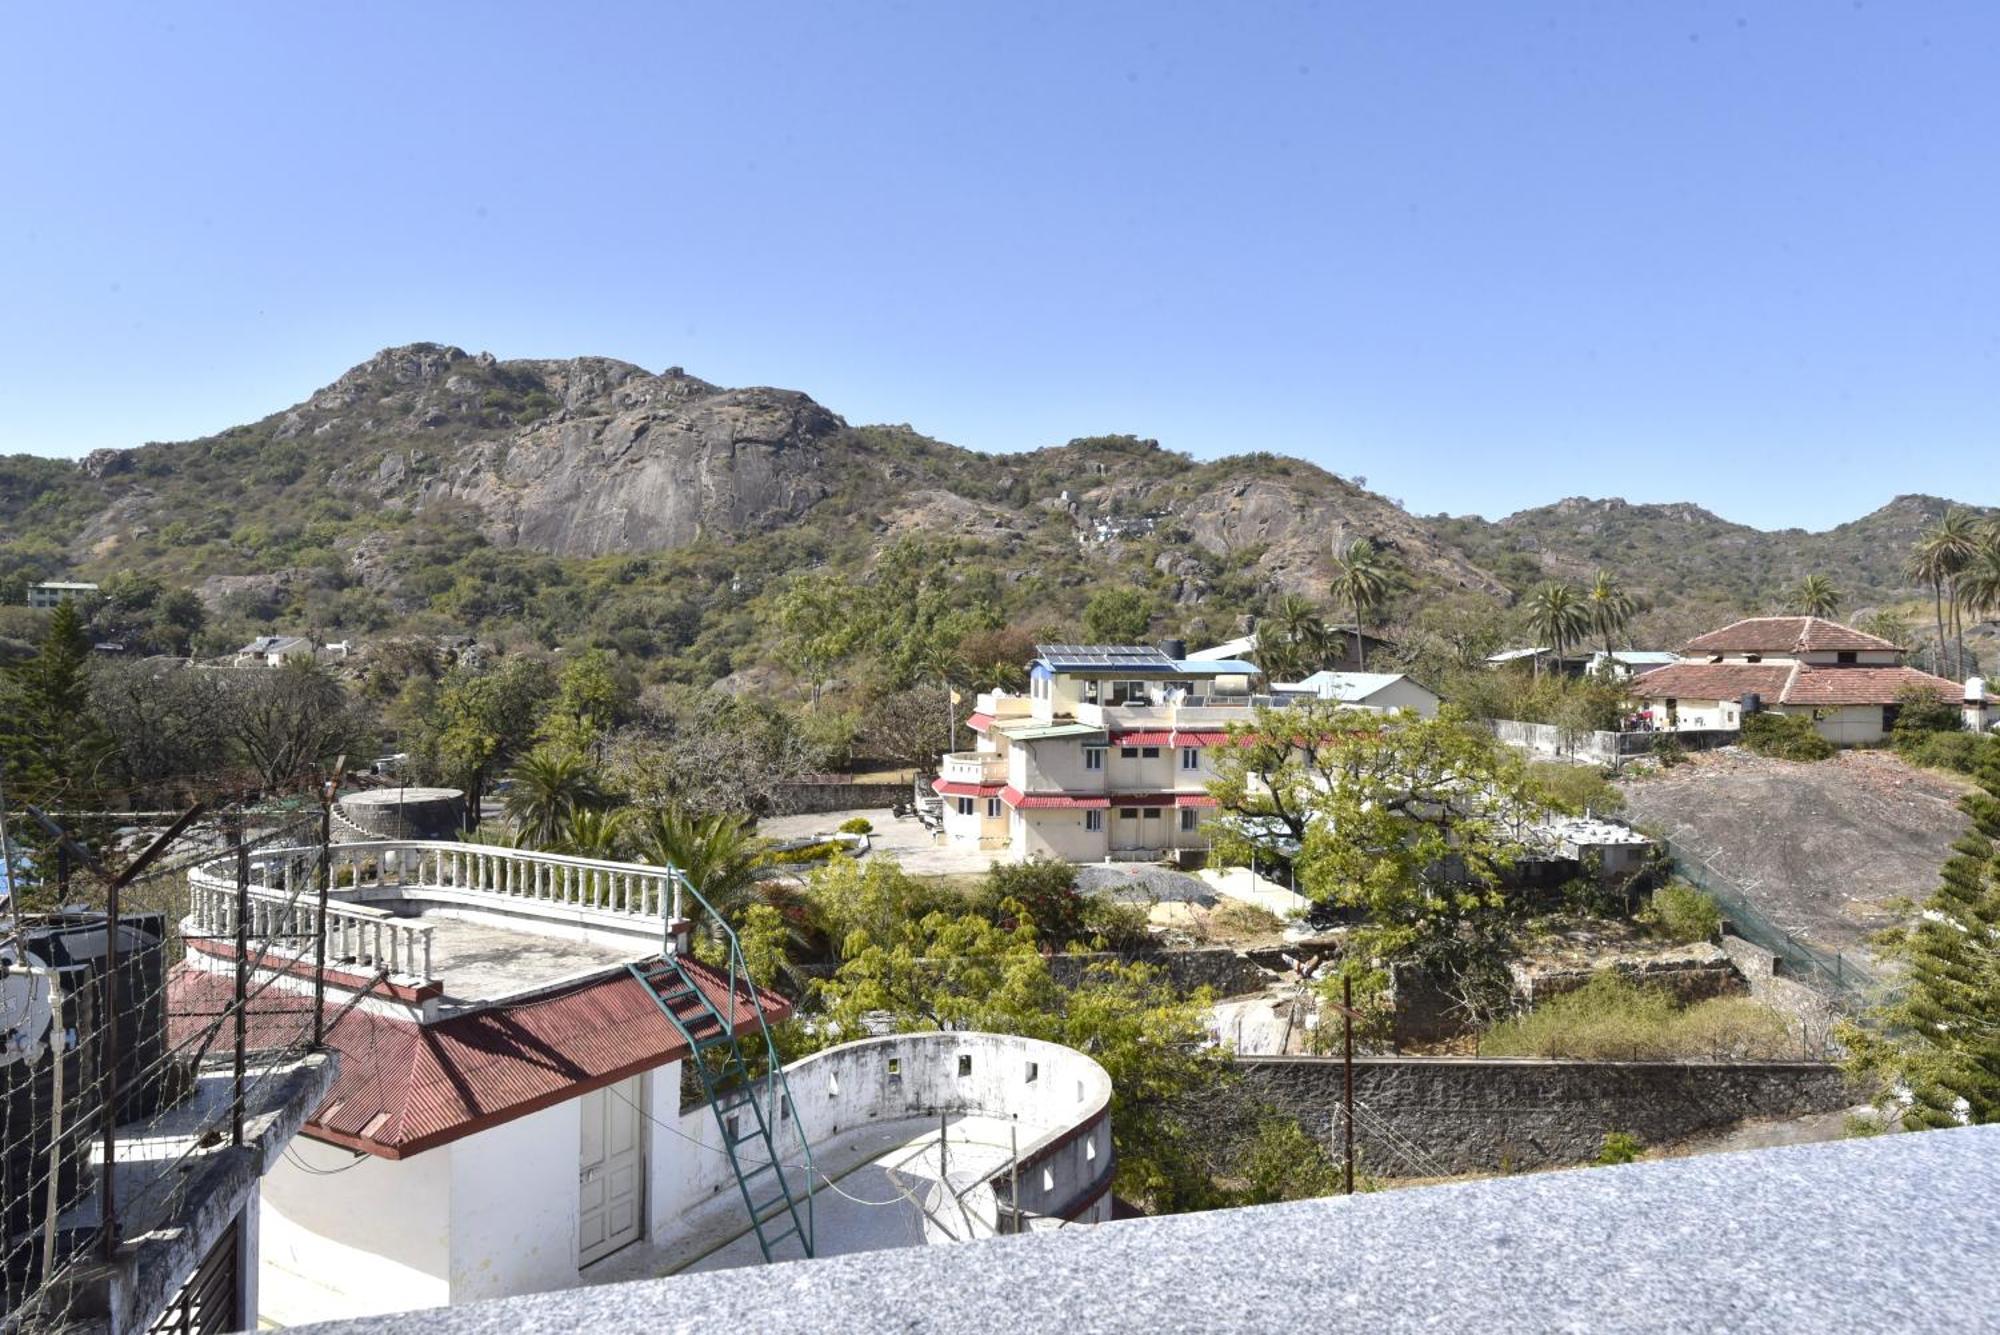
top-left (1109, 730), bottom-right (1234, 747)
top-left (168, 956), bottom-right (787, 1160)
top-left (1682, 616), bottom-right (1900, 655)
top-left (932, 777), bottom-right (1004, 797)
top-left (966, 712), bottom-right (994, 733)
top-left (1780, 666), bottom-right (1962, 707)
top-left (1627, 661), bottom-right (1964, 709)
top-left (1625, 663), bottom-right (1794, 701)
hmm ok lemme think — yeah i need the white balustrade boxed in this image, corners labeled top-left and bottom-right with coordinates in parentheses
top-left (185, 838), bottom-right (676, 988)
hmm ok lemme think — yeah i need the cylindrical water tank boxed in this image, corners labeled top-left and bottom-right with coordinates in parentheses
top-left (1966, 676), bottom-right (1988, 703)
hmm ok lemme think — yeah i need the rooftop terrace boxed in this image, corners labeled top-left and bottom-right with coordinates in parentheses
top-left (299, 1125), bottom-right (2000, 1334)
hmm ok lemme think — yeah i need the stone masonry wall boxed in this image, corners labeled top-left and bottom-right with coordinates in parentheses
top-left (1241, 1056), bottom-right (1857, 1175)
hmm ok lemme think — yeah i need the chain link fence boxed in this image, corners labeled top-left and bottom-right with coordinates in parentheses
top-left (3, 800), bottom-right (336, 1332)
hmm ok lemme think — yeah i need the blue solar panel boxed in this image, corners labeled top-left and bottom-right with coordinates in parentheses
top-left (1035, 643), bottom-right (1175, 671)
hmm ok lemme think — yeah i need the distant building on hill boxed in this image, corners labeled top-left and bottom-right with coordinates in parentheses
top-left (25, 579), bottom-right (97, 609)
top-left (1624, 615), bottom-right (1984, 744)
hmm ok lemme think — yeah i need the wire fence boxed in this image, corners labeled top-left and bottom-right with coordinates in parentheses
top-left (1657, 831), bottom-right (1882, 1010)
top-left (2, 796), bottom-right (339, 1333)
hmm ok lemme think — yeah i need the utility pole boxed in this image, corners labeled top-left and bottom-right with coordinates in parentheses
top-left (1343, 974), bottom-right (1356, 1195)
top-left (314, 759), bottom-right (346, 1047)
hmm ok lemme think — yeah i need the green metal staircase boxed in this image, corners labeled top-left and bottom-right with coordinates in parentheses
top-left (629, 868), bottom-right (814, 1263)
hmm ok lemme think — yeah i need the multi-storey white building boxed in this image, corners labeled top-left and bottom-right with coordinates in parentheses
top-left (936, 642), bottom-right (1444, 863)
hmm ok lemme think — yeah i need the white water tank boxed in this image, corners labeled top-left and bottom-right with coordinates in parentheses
top-left (1967, 676), bottom-right (1988, 703)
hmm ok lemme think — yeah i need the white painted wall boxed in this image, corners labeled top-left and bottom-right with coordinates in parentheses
top-left (448, 1097), bottom-right (583, 1303)
top-left (258, 1137), bottom-right (451, 1325)
top-left (1774, 703), bottom-right (1889, 745)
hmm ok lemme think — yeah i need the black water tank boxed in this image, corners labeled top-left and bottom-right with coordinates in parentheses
top-left (1740, 692), bottom-right (1762, 715)
top-left (1159, 637), bottom-right (1188, 660)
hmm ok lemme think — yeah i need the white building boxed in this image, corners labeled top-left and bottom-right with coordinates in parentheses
top-left (170, 838), bottom-right (1111, 1326)
top-left (1274, 670), bottom-right (1440, 717)
top-left (936, 643), bottom-right (1435, 863)
top-left (26, 579), bottom-right (98, 609)
top-left (234, 634), bottom-right (316, 668)
top-left (1625, 615), bottom-right (1972, 744)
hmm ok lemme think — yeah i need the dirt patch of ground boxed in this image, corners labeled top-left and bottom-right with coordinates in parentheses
top-left (1618, 749), bottom-right (1968, 963)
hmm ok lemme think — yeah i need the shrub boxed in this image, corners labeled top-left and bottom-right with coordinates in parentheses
top-left (1892, 728), bottom-right (1995, 777)
top-left (1529, 761), bottom-right (1626, 815)
top-left (1481, 973), bottom-right (1793, 1061)
top-left (1594, 1131), bottom-right (1644, 1165)
top-left (977, 857), bottom-right (1088, 944)
top-left (1640, 882), bottom-right (1723, 944)
top-left (1652, 733), bottom-right (1686, 768)
top-left (1890, 685), bottom-right (1963, 737)
top-left (837, 816), bottom-right (874, 835)
top-left (1740, 712), bottom-right (1834, 762)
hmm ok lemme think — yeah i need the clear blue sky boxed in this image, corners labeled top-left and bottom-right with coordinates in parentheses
top-left (3, 2), bottom-right (1996, 530)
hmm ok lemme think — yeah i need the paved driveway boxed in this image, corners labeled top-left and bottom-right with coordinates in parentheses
top-left (757, 807), bottom-right (995, 877)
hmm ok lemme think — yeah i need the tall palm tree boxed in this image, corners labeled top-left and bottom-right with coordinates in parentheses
top-left (1328, 539), bottom-right (1388, 670)
top-left (1524, 581), bottom-right (1589, 675)
top-left (1924, 509), bottom-right (1982, 678)
top-left (1585, 569), bottom-right (1635, 661)
top-left (1952, 536), bottom-right (2000, 672)
top-left (633, 805), bottom-right (770, 930)
top-left (1791, 575), bottom-right (1842, 620)
top-left (503, 747), bottom-right (608, 849)
top-left (1909, 539), bottom-right (1956, 679)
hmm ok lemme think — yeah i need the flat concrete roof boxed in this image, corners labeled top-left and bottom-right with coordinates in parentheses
top-left (425, 915), bottom-right (644, 1008)
top-left (294, 1124), bottom-right (2000, 1334)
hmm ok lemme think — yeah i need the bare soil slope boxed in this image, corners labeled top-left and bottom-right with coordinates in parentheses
top-left (1618, 750), bottom-right (1969, 961)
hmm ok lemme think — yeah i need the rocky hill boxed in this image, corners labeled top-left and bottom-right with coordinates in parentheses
top-left (0, 342), bottom-right (1986, 673)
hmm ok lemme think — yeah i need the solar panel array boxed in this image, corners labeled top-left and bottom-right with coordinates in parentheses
top-left (1035, 643), bottom-right (1175, 671)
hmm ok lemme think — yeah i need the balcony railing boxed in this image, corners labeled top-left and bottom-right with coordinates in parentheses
top-left (184, 840), bottom-right (678, 986)
top-left (941, 751), bottom-right (1008, 784)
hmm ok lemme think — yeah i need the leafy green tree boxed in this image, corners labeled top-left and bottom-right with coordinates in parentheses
top-left (0, 601), bottom-right (113, 805)
top-left (1328, 539), bottom-right (1387, 669)
top-left (415, 656), bottom-right (558, 822)
top-left (1849, 748), bottom-right (2000, 1127)
top-left (814, 904), bottom-right (1228, 1209)
top-left (1791, 574), bottom-right (1843, 620)
top-left (774, 572), bottom-right (856, 706)
top-left (1082, 586), bottom-right (1153, 644)
top-left (976, 856), bottom-right (1090, 945)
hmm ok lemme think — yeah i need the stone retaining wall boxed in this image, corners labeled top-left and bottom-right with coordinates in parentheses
top-left (1047, 947), bottom-right (1272, 998)
top-left (1241, 1055), bottom-right (1857, 1175)
top-left (768, 781), bottom-right (911, 815)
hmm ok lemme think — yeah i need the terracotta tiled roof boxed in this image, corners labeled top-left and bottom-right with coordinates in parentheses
top-left (1780, 666), bottom-right (1962, 707)
top-left (1000, 785), bottom-right (1109, 809)
top-left (1681, 616), bottom-right (1900, 655)
top-left (966, 712), bottom-right (994, 733)
top-left (168, 956), bottom-right (788, 1159)
top-left (1627, 661), bottom-right (1963, 709)
top-left (1109, 730), bottom-right (1235, 746)
top-left (1625, 663), bottom-right (1795, 701)
top-left (997, 787), bottom-right (1215, 809)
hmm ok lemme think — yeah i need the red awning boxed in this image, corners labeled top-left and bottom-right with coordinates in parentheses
top-left (999, 786), bottom-right (1111, 809)
top-left (1111, 731), bottom-right (1176, 746)
top-left (933, 777), bottom-right (1004, 798)
top-left (966, 712), bottom-right (994, 733)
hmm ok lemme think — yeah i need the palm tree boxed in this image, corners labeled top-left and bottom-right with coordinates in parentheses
top-left (1855, 609), bottom-right (1913, 651)
top-left (1791, 575), bottom-right (1842, 620)
top-left (1925, 509), bottom-right (1982, 678)
top-left (1328, 539), bottom-right (1388, 670)
top-left (1909, 540), bottom-right (1956, 679)
top-left (1952, 536), bottom-right (2000, 672)
top-left (556, 806), bottom-right (633, 860)
top-left (1256, 594), bottom-right (1320, 681)
top-left (1524, 581), bottom-right (1589, 675)
top-left (633, 805), bottom-right (770, 931)
top-left (503, 747), bottom-right (608, 849)
top-left (1585, 569), bottom-right (1635, 662)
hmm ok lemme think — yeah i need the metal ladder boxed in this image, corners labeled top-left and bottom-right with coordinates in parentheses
top-left (629, 868), bottom-right (814, 1263)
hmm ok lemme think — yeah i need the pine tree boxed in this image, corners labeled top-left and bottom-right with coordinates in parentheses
top-left (1852, 741), bottom-right (2000, 1126)
top-left (0, 601), bottom-right (113, 806)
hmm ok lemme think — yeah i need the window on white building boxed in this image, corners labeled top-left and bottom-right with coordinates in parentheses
top-left (1140, 746), bottom-right (1160, 759)
top-left (1181, 747), bottom-right (1199, 771)
top-left (986, 797), bottom-right (1001, 819)
top-left (1120, 746), bottom-right (1139, 759)
top-left (956, 796), bottom-right (974, 817)
top-left (1085, 810), bottom-right (1103, 832)
top-left (1085, 747), bottom-right (1104, 770)
top-left (1180, 809), bottom-right (1198, 832)
top-left (1142, 808), bottom-right (1161, 821)
top-left (1118, 807), bottom-right (1138, 821)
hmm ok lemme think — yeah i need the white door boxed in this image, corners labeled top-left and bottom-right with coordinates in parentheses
top-left (578, 1076), bottom-right (645, 1266)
